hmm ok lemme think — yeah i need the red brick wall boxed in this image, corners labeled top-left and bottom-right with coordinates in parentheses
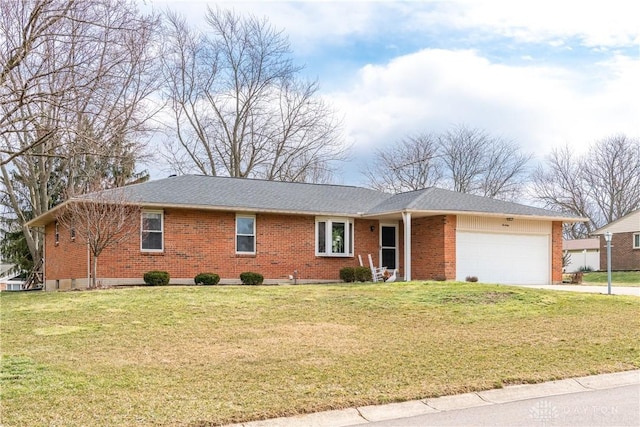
top-left (44, 209), bottom-right (384, 286)
top-left (411, 215), bottom-right (456, 280)
top-left (42, 208), bottom-right (564, 287)
top-left (551, 221), bottom-right (563, 283)
top-left (599, 232), bottom-right (640, 271)
top-left (45, 221), bottom-right (91, 290)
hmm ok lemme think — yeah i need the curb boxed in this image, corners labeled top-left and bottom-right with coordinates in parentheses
top-left (230, 370), bottom-right (640, 427)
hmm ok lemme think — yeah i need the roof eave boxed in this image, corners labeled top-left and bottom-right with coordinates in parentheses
top-left (134, 202), bottom-right (365, 218)
top-left (25, 201), bottom-right (71, 227)
top-left (361, 209), bottom-right (587, 222)
top-left (26, 200), bottom-right (376, 227)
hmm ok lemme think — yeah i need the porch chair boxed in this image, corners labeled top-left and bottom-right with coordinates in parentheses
top-left (367, 254), bottom-right (387, 282)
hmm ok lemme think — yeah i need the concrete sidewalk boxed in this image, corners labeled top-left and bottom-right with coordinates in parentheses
top-left (229, 370), bottom-right (640, 427)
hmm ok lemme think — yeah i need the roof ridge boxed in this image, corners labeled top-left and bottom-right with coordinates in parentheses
top-left (166, 174), bottom-right (387, 193)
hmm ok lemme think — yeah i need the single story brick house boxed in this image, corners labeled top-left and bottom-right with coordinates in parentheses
top-left (592, 209), bottom-right (640, 271)
top-left (27, 175), bottom-right (582, 290)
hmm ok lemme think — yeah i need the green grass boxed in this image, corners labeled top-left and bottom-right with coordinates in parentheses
top-left (582, 271), bottom-right (640, 286)
top-left (2, 283), bottom-right (639, 426)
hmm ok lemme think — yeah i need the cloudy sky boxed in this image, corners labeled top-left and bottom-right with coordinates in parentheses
top-left (147, 0), bottom-right (640, 185)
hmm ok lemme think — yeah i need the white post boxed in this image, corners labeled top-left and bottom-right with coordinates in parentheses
top-left (402, 212), bottom-right (412, 282)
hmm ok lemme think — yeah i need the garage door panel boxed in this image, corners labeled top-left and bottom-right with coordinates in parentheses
top-left (456, 232), bottom-right (549, 285)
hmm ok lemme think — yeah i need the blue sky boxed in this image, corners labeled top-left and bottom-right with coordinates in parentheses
top-left (146, 0), bottom-right (640, 185)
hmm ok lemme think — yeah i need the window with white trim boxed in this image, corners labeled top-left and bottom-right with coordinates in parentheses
top-left (236, 215), bottom-right (256, 254)
top-left (54, 221), bottom-right (59, 245)
top-left (141, 211), bottom-right (163, 251)
top-left (634, 233), bottom-right (640, 249)
top-left (316, 217), bottom-right (353, 257)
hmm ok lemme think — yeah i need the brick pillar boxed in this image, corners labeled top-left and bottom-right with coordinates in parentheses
top-left (443, 215), bottom-right (457, 280)
top-left (551, 221), bottom-right (563, 284)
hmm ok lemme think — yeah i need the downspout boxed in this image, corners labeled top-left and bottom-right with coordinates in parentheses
top-left (402, 211), bottom-right (412, 281)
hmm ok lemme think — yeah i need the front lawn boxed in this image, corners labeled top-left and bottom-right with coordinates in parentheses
top-left (2, 283), bottom-right (639, 426)
top-left (583, 271), bottom-right (640, 286)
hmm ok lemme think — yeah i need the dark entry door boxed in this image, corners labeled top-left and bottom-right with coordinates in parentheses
top-left (380, 225), bottom-right (397, 270)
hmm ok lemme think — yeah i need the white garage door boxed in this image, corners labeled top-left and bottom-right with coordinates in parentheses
top-left (456, 231), bottom-right (550, 285)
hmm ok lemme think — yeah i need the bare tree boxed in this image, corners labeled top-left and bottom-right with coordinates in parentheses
top-left (531, 146), bottom-right (595, 238)
top-left (584, 135), bottom-right (640, 223)
top-left (532, 135), bottom-right (640, 238)
top-left (364, 134), bottom-right (442, 193)
top-left (0, 0), bottom-right (159, 268)
top-left (159, 7), bottom-right (345, 183)
top-left (56, 189), bottom-right (140, 288)
top-left (0, 0), bottom-right (75, 165)
top-left (364, 125), bottom-right (531, 199)
top-left (438, 125), bottom-right (531, 200)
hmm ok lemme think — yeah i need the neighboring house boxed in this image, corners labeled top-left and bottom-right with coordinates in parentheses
top-left (562, 238), bottom-right (600, 272)
top-left (592, 209), bottom-right (640, 271)
top-left (27, 175), bottom-right (583, 290)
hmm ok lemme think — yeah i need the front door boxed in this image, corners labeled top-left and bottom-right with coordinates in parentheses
top-left (380, 225), bottom-right (397, 270)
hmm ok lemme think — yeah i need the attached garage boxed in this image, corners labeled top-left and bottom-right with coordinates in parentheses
top-left (456, 216), bottom-right (552, 285)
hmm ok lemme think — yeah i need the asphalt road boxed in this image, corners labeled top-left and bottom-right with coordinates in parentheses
top-left (367, 384), bottom-right (640, 427)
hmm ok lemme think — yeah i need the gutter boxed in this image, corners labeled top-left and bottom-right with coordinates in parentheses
top-left (360, 209), bottom-right (588, 223)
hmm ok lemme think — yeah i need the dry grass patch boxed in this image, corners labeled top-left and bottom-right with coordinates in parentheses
top-left (2, 283), bottom-right (639, 426)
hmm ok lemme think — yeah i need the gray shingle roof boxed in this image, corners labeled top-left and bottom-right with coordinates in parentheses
top-left (96, 175), bottom-right (391, 216)
top-left (30, 174), bottom-right (580, 226)
top-left (367, 187), bottom-right (570, 218)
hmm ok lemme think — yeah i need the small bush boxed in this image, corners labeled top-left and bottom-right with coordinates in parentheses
top-left (240, 272), bottom-right (264, 286)
top-left (339, 267), bottom-right (355, 283)
top-left (432, 274), bottom-right (447, 281)
top-left (194, 273), bottom-right (220, 286)
top-left (579, 266), bottom-right (593, 272)
top-left (570, 271), bottom-right (583, 284)
top-left (465, 276), bottom-right (478, 282)
top-left (143, 270), bottom-right (170, 286)
top-left (355, 266), bottom-right (372, 282)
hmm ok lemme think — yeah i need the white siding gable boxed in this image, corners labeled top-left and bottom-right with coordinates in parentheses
top-left (596, 210), bottom-right (640, 234)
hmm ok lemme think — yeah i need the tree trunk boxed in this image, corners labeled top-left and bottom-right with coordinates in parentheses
top-left (92, 254), bottom-right (98, 288)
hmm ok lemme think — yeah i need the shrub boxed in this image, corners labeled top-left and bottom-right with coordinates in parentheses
top-left (240, 272), bottom-right (264, 286)
top-left (194, 273), bottom-right (220, 286)
top-left (465, 276), bottom-right (479, 282)
top-left (570, 271), bottom-right (583, 284)
top-left (355, 266), bottom-right (372, 282)
top-left (143, 270), bottom-right (170, 286)
top-left (339, 267), bottom-right (355, 283)
top-left (432, 274), bottom-right (447, 282)
top-left (579, 266), bottom-right (593, 272)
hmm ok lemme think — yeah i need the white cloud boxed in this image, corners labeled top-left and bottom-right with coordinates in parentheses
top-left (156, 0), bottom-right (640, 51)
top-left (153, 0), bottom-right (388, 54)
top-left (327, 48), bottom-right (639, 183)
top-left (425, 0), bottom-right (640, 48)
top-left (146, 1), bottom-right (640, 186)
